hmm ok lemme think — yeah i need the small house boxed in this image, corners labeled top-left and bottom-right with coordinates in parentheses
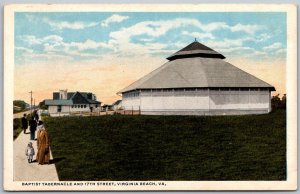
top-left (45, 89), bottom-right (101, 116)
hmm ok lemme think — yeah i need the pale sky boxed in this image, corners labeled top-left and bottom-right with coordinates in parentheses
top-left (14, 12), bottom-right (286, 104)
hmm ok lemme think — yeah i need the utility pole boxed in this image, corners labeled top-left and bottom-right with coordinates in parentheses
top-left (29, 91), bottom-right (33, 114)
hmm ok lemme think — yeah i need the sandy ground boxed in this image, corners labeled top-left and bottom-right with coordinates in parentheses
top-left (13, 128), bottom-right (59, 181)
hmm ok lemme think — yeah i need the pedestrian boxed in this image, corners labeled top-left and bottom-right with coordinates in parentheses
top-left (29, 116), bottom-right (37, 140)
top-left (21, 114), bottom-right (28, 134)
top-left (25, 142), bottom-right (35, 163)
top-left (33, 109), bottom-right (39, 122)
top-left (36, 121), bottom-right (50, 165)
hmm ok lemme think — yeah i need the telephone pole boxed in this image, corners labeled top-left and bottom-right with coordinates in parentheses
top-left (29, 91), bottom-right (33, 114)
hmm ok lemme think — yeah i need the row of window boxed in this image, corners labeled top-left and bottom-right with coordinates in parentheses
top-left (72, 105), bottom-right (87, 108)
top-left (123, 92), bottom-right (140, 98)
top-left (71, 104), bottom-right (99, 108)
top-left (123, 88), bottom-right (269, 98)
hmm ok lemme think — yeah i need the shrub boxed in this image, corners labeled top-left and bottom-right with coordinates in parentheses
top-left (13, 118), bottom-right (21, 130)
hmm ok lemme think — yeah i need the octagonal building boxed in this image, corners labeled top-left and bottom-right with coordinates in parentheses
top-left (118, 41), bottom-right (275, 115)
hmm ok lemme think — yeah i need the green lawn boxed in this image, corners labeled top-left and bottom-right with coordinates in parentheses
top-left (44, 110), bottom-right (286, 181)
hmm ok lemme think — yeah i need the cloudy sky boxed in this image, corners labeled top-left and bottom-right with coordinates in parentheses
top-left (14, 12), bottom-right (286, 104)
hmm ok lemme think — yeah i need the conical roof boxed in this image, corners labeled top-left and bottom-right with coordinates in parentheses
top-left (119, 41), bottom-right (275, 93)
top-left (167, 40), bottom-right (225, 61)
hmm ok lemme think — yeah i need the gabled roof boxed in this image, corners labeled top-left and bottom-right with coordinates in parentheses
top-left (47, 91), bottom-right (101, 105)
top-left (112, 100), bottom-right (122, 106)
top-left (167, 41), bottom-right (225, 61)
top-left (70, 92), bottom-right (101, 104)
top-left (118, 41), bottom-right (275, 94)
top-left (71, 92), bottom-right (91, 104)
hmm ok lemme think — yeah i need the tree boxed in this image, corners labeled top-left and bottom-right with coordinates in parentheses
top-left (281, 94), bottom-right (286, 109)
top-left (13, 100), bottom-right (28, 113)
top-left (38, 100), bottom-right (48, 110)
top-left (271, 94), bottom-right (286, 111)
top-left (13, 100), bottom-right (27, 110)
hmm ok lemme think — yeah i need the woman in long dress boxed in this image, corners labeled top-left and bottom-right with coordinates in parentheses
top-left (36, 122), bottom-right (50, 165)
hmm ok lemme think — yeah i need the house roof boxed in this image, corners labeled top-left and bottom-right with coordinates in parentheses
top-left (112, 100), bottom-right (122, 106)
top-left (45, 99), bottom-right (73, 106)
top-left (118, 41), bottom-right (275, 93)
top-left (167, 41), bottom-right (225, 61)
top-left (46, 91), bottom-right (101, 106)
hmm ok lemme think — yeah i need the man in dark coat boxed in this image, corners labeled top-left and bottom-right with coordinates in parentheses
top-left (29, 116), bottom-right (37, 140)
top-left (21, 114), bottom-right (28, 134)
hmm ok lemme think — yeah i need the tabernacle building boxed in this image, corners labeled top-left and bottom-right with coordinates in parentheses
top-left (118, 41), bottom-right (275, 115)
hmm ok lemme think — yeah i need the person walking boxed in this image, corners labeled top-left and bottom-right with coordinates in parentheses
top-left (21, 114), bottom-right (28, 134)
top-left (29, 116), bottom-right (37, 140)
top-left (33, 109), bottom-right (39, 122)
top-left (25, 142), bottom-right (35, 163)
top-left (36, 121), bottom-right (50, 165)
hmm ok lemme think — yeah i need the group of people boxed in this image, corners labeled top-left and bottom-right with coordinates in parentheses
top-left (22, 110), bottom-right (50, 165)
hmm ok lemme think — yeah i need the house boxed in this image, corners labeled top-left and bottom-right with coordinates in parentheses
top-left (111, 100), bottom-right (122, 111)
top-left (101, 104), bottom-right (113, 111)
top-left (118, 40), bottom-right (275, 115)
top-left (45, 89), bottom-right (101, 116)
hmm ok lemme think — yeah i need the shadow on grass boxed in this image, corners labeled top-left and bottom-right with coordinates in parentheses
top-left (49, 157), bottom-right (66, 164)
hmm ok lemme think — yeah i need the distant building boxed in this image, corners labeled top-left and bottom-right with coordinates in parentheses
top-left (112, 100), bottom-right (122, 111)
top-left (45, 89), bottom-right (101, 116)
top-left (101, 104), bottom-right (113, 111)
top-left (118, 41), bottom-right (275, 115)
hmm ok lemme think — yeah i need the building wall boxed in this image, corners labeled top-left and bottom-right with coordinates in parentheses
top-left (48, 104), bottom-right (101, 116)
top-left (122, 97), bottom-right (141, 110)
top-left (122, 89), bottom-right (271, 115)
top-left (48, 105), bottom-right (71, 116)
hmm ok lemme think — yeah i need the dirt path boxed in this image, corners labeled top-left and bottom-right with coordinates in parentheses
top-left (13, 128), bottom-right (59, 181)
top-left (13, 110), bottom-right (31, 119)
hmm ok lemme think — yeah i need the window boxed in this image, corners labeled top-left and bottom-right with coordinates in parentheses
top-left (220, 88), bottom-right (229, 91)
top-left (57, 105), bottom-right (62, 112)
top-left (240, 88), bottom-right (249, 91)
top-left (81, 105), bottom-right (83, 108)
top-left (96, 105), bottom-right (98, 108)
top-left (84, 105), bottom-right (86, 108)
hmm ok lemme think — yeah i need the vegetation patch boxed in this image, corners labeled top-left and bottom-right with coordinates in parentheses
top-left (13, 118), bottom-right (23, 140)
top-left (45, 110), bottom-right (286, 181)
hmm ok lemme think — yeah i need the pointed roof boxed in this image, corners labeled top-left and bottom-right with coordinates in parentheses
top-left (167, 40), bottom-right (225, 61)
top-left (118, 41), bottom-right (275, 93)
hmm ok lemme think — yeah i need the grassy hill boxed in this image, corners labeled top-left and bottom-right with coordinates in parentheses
top-left (44, 110), bottom-right (286, 181)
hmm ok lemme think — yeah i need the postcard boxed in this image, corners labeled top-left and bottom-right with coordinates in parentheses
top-left (3, 4), bottom-right (297, 191)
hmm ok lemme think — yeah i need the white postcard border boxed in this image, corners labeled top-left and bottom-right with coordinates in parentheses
top-left (3, 4), bottom-right (297, 191)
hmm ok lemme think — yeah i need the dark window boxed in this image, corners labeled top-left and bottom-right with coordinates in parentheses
top-left (174, 88), bottom-right (184, 91)
top-left (57, 105), bottom-right (62, 112)
top-left (185, 88), bottom-right (195, 91)
top-left (81, 105), bottom-right (83, 108)
top-left (84, 105), bottom-right (86, 108)
top-left (96, 105), bottom-right (98, 108)
top-left (240, 88), bottom-right (249, 91)
top-left (220, 88), bottom-right (229, 91)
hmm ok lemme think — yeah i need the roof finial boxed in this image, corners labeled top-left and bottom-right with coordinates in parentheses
top-left (194, 38), bottom-right (197, 42)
